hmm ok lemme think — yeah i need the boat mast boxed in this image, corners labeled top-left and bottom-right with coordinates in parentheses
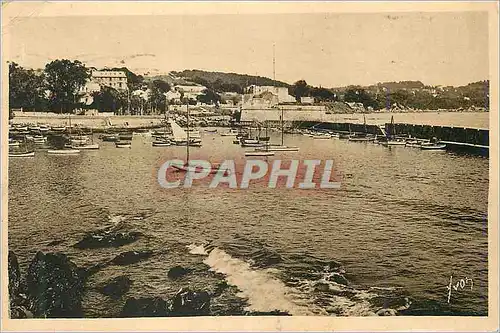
top-left (186, 101), bottom-right (190, 164)
top-left (281, 107), bottom-right (284, 146)
top-left (391, 115), bottom-right (395, 138)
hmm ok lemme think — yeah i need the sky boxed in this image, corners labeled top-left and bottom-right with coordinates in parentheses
top-left (4, 10), bottom-right (490, 88)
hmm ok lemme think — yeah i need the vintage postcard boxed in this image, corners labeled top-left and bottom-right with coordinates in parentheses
top-left (1, 1), bottom-right (498, 332)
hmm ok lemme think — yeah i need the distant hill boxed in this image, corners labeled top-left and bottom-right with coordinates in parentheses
top-left (170, 69), bottom-right (290, 93)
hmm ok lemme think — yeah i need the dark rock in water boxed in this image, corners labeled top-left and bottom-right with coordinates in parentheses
top-left (121, 297), bottom-right (167, 317)
top-left (168, 287), bottom-right (211, 316)
top-left (10, 305), bottom-right (33, 319)
top-left (213, 280), bottom-right (230, 297)
top-left (26, 251), bottom-right (86, 318)
top-left (330, 273), bottom-right (349, 286)
top-left (111, 250), bottom-right (153, 266)
top-left (313, 282), bottom-right (331, 293)
top-left (167, 266), bottom-right (191, 280)
top-left (74, 231), bottom-right (142, 249)
top-left (8, 251), bottom-right (32, 319)
top-left (8, 251), bottom-right (22, 300)
top-left (245, 310), bottom-right (291, 316)
top-left (47, 239), bottom-right (65, 246)
top-left (98, 276), bottom-right (132, 300)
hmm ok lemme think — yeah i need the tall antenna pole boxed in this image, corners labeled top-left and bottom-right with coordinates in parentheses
top-left (273, 43), bottom-right (276, 82)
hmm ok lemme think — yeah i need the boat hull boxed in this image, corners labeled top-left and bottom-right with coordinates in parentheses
top-left (152, 142), bottom-right (172, 147)
top-left (47, 149), bottom-right (80, 155)
top-left (74, 144), bottom-right (100, 150)
top-left (245, 151), bottom-right (275, 156)
top-left (420, 144), bottom-right (446, 150)
top-left (9, 152), bottom-right (35, 157)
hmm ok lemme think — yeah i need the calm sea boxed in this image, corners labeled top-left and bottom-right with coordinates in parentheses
top-left (8, 130), bottom-right (489, 317)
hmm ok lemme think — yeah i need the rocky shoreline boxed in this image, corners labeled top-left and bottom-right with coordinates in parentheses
top-left (8, 223), bottom-right (291, 319)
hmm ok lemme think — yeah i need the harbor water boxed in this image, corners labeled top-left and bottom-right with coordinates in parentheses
top-left (8, 131), bottom-right (489, 317)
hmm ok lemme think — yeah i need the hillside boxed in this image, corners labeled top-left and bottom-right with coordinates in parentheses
top-left (170, 69), bottom-right (290, 93)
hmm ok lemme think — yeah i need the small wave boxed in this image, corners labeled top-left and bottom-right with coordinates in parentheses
top-left (187, 244), bottom-right (318, 315)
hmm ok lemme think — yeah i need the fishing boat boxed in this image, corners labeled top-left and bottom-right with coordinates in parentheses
top-left (256, 110), bottom-right (299, 152)
top-left (118, 133), bottom-right (133, 141)
top-left (33, 136), bottom-right (47, 145)
top-left (152, 114), bottom-right (173, 147)
top-left (385, 139), bottom-right (406, 146)
top-left (405, 140), bottom-right (422, 148)
top-left (240, 139), bottom-right (263, 147)
top-left (171, 102), bottom-right (227, 174)
top-left (51, 126), bottom-right (66, 132)
top-left (14, 125), bottom-right (28, 132)
top-left (244, 151), bottom-right (275, 157)
top-left (115, 141), bottom-right (132, 148)
top-left (205, 129), bottom-right (218, 133)
top-left (70, 135), bottom-right (89, 145)
top-left (420, 144), bottom-right (446, 150)
top-left (101, 134), bottom-right (119, 142)
top-left (152, 140), bottom-right (172, 147)
top-left (47, 149), bottom-right (80, 155)
top-left (313, 134), bottom-right (331, 139)
top-left (383, 117), bottom-right (406, 145)
top-left (257, 145), bottom-right (299, 152)
top-left (420, 139), bottom-right (446, 150)
top-left (9, 151), bottom-right (35, 158)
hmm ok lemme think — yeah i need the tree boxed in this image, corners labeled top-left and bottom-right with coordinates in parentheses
top-left (197, 89), bottom-right (221, 105)
top-left (310, 87), bottom-right (337, 102)
top-left (290, 80), bottom-right (310, 101)
top-left (9, 62), bottom-right (48, 111)
top-left (92, 87), bottom-right (123, 113)
top-left (344, 87), bottom-right (377, 109)
top-left (45, 59), bottom-right (90, 113)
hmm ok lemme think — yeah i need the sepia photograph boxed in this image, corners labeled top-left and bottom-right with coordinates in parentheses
top-left (1, 1), bottom-right (498, 332)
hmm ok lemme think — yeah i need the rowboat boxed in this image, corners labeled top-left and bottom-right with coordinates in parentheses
top-left (255, 145), bottom-right (299, 152)
top-left (152, 140), bottom-right (172, 147)
top-left (312, 134), bottom-right (331, 139)
top-left (75, 143), bottom-right (100, 150)
top-left (385, 140), bottom-right (406, 146)
top-left (245, 151), bottom-right (275, 157)
top-left (9, 151), bottom-right (35, 158)
top-left (115, 141), bottom-right (132, 148)
top-left (420, 143), bottom-right (446, 150)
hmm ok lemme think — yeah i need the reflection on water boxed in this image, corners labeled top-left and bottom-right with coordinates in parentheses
top-left (8, 132), bottom-right (489, 316)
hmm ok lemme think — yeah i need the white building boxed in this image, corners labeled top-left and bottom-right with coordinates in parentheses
top-left (91, 70), bottom-right (128, 91)
top-left (243, 85), bottom-right (296, 107)
top-left (164, 90), bottom-right (182, 103)
top-left (301, 96), bottom-right (314, 104)
top-left (173, 84), bottom-right (207, 100)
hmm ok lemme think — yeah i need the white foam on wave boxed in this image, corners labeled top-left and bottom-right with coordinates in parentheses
top-left (187, 244), bottom-right (319, 315)
top-left (108, 214), bottom-right (127, 225)
top-left (187, 244), bottom-right (209, 255)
